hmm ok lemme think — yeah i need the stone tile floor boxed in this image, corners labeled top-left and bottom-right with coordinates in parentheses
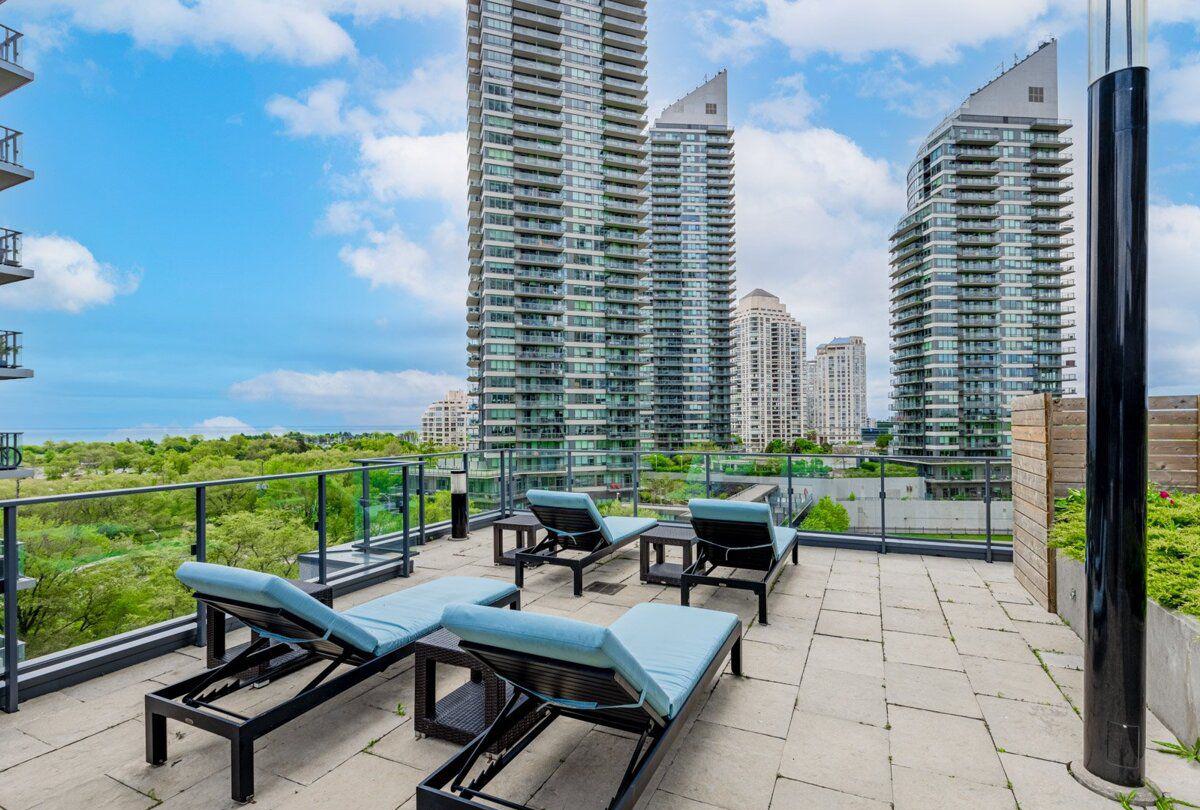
top-left (1, 528), bottom-right (1197, 809)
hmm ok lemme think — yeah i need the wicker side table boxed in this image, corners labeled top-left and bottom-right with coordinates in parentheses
top-left (206, 578), bottom-right (334, 677)
top-left (414, 628), bottom-right (540, 750)
top-left (639, 524), bottom-right (697, 587)
top-left (491, 513), bottom-right (543, 566)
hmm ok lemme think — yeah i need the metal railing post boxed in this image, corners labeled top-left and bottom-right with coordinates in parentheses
top-left (984, 460), bottom-right (994, 564)
top-left (401, 465), bottom-right (410, 558)
top-left (417, 462), bottom-right (426, 546)
top-left (566, 449), bottom-right (574, 490)
top-left (632, 450), bottom-right (640, 517)
top-left (3, 504), bottom-right (18, 712)
top-left (401, 465), bottom-right (412, 578)
top-left (787, 455), bottom-right (794, 524)
top-left (499, 450), bottom-right (507, 516)
top-left (878, 457), bottom-right (887, 555)
top-left (194, 486), bottom-right (207, 646)
top-left (360, 465), bottom-right (372, 553)
top-left (704, 453), bottom-right (712, 498)
top-left (316, 474), bottom-right (328, 584)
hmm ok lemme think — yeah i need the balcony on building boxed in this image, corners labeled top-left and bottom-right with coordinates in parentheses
top-left (0, 23), bottom-right (32, 99)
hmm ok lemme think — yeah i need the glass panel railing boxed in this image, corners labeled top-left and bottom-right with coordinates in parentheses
top-left (508, 449), bottom-right (568, 509)
top-left (637, 451), bottom-right (706, 524)
top-left (14, 489), bottom-right (196, 662)
top-left (468, 451), bottom-right (504, 517)
top-left (887, 458), bottom-right (1012, 547)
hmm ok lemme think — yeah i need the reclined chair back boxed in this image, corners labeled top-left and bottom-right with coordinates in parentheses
top-left (442, 603), bottom-right (668, 732)
top-left (525, 489), bottom-right (609, 553)
top-left (687, 499), bottom-right (779, 573)
top-left (176, 561), bottom-right (376, 662)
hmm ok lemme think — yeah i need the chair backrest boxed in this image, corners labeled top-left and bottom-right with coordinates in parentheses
top-left (687, 499), bottom-right (779, 571)
top-left (525, 489), bottom-right (611, 550)
top-left (176, 561), bottom-right (378, 658)
top-left (441, 603), bottom-right (670, 728)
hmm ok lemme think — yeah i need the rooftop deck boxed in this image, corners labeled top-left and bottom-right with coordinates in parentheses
top-left (0, 525), bottom-right (1195, 809)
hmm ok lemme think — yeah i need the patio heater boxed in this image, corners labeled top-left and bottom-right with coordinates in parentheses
top-left (1075, 0), bottom-right (1152, 800)
top-left (450, 470), bottom-right (469, 541)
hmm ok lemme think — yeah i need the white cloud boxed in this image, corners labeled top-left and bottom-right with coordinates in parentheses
top-left (1148, 203), bottom-right (1200, 392)
top-left (704, 0), bottom-right (1056, 65)
top-left (106, 416), bottom-right (259, 441)
top-left (265, 57), bottom-right (467, 309)
top-left (358, 131), bottom-right (465, 209)
top-left (748, 74), bottom-right (820, 128)
top-left (230, 368), bottom-right (467, 424)
top-left (734, 125), bottom-right (905, 416)
top-left (1158, 57), bottom-right (1200, 124)
top-left (34, 0), bottom-right (460, 66)
top-left (0, 234), bottom-right (139, 313)
top-left (338, 223), bottom-right (464, 309)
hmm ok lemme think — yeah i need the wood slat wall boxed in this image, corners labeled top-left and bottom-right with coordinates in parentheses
top-left (1010, 393), bottom-right (1200, 612)
top-left (1049, 395), bottom-right (1200, 497)
top-left (1011, 394), bottom-right (1056, 611)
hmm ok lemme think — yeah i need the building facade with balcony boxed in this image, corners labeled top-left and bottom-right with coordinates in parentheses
top-left (888, 40), bottom-right (1074, 494)
top-left (0, 5), bottom-right (33, 481)
top-left (466, 0), bottom-right (650, 486)
top-left (731, 289), bottom-right (806, 451)
top-left (812, 336), bottom-right (868, 446)
top-left (420, 390), bottom-right (471, 449)
top-left (647, 71), bottom-right (735, 449)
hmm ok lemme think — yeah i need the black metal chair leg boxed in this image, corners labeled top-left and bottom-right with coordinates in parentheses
top-left (572, 566), bottom-right (583, 597)
top-left (680, 581), bottom-right (690, 607)
top-left (792, 542), bottom-right (798, 564)
top-left (515, 558), bottom-right (524, 588)
top-left (730, 637), bottom-right (743, 677)
top-left (231, 735), bottom-right (254, 803)
top-left (146, 706), bottom-right (167, 766)
top-left (758, 588), bottom-right (769, 625)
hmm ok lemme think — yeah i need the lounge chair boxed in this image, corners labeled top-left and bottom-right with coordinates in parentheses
top-left (417, 602), bottom-right (742, 810)
top-left (681, 499), bottom-right (799, 624)
top-left (146, 563), bottom-right (520, 803)
top-left (517, 489), bottom-right (657, 596)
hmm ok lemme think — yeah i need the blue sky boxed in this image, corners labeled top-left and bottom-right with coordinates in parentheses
top-left (2, 0), bottom-right (1199, 442)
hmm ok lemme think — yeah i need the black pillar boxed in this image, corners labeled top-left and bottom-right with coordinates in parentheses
top-left (1083, 64), bottom-right (1149, 788)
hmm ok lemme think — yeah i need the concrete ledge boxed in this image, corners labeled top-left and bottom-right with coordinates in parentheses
top-left (1055, 550), bottom-right (1200, 745)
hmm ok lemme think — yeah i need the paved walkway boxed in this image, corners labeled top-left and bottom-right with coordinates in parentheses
top-left (0, 528), bottom-right (1196, 809)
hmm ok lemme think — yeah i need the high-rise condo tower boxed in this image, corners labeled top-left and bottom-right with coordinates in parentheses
top-left (0, 6), bottom-right (34, 483)
top-left (648, 71), bottom-right (736, 449)
top-left (888, 40), bottom-right (1074, 496)
top-left (466, 0), bottom-right (650, 486)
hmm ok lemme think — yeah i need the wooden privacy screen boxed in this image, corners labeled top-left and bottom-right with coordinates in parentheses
top-left (1011, 394), bottom-right (1200, 611)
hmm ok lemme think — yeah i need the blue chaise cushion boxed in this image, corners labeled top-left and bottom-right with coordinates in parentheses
top-left (526, 489), bottom-right (656, 545)
top-left (176, 562), bottom-right (517, 657)
top-left (341, 576), bottom-right (518, 655)
top-left (442, 602), bottom-right (737, 719)
top-left (687, 499), bottom-right (790, 559)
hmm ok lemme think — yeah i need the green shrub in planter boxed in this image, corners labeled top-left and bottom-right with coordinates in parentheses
top-left (1050, 488), bottom-right (1200, 618)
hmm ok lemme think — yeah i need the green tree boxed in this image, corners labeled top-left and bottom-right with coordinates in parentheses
top-left (800, 497), bottom-right (851, 534)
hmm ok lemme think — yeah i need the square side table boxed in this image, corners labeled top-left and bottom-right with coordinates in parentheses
top-left (492, 513), bottom-right (543, 566)
top-left (639, 524), bottom-right (697, 587)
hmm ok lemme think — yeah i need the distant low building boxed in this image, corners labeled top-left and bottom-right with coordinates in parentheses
top-left (862, 420), bottom-right (896, 446)
top-left (812, 337), bottom-right (868, 445)
top-left (732, 289), bottom-right (806, 451)
top-left (420, 390), bottom-right (470, 449)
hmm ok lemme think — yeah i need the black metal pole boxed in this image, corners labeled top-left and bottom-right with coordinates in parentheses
top-left (317, 474), bottom-right (327, 584)
top-left (360, 466), bottom-right (372, 553)
top-left (1083, 64), bottom-right (1149, 789)
top-left (194, 486), bottom-right (207, 647)
top-left (878, 456), bottom-right (887, 555)
top-left (3, 505), bottom-right (18, 712)
top-left (984, 461), bottom-right (993, 564)
top-left (417, 462), bottom-right (426, 546)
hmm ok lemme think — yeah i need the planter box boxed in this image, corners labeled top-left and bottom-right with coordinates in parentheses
top-left (1055, 549), bottom-right (1200, 745)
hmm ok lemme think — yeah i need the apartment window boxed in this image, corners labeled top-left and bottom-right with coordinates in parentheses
top-left (705, 103), bottom-right (718, 115)
top-left (1028, 86), bottom-right (1045, 103)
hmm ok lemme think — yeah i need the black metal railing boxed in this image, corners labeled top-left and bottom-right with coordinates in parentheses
top-left (0, 433), bottom-right (19, 470)
top-left (0, 25), bottom-right (21, 67)
top-left (0, 126), bottom-right (21, 166)
top-left (0, 447), bottom-right (1011, 712)
top-left (0, 228), bottom-right (20, 267)
top-left (0, 330), bottom-right (19, 368)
